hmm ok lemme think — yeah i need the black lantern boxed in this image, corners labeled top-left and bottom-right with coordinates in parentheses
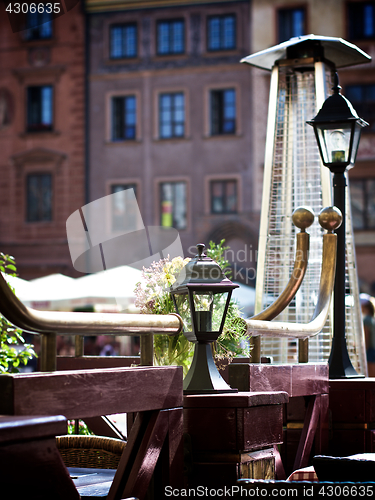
top-left (307, 73), bottom-right (368, 172)
top-left (307, 73), bottom-right (367, 379)
top-left (170, 243), bottom-right (239, 394)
